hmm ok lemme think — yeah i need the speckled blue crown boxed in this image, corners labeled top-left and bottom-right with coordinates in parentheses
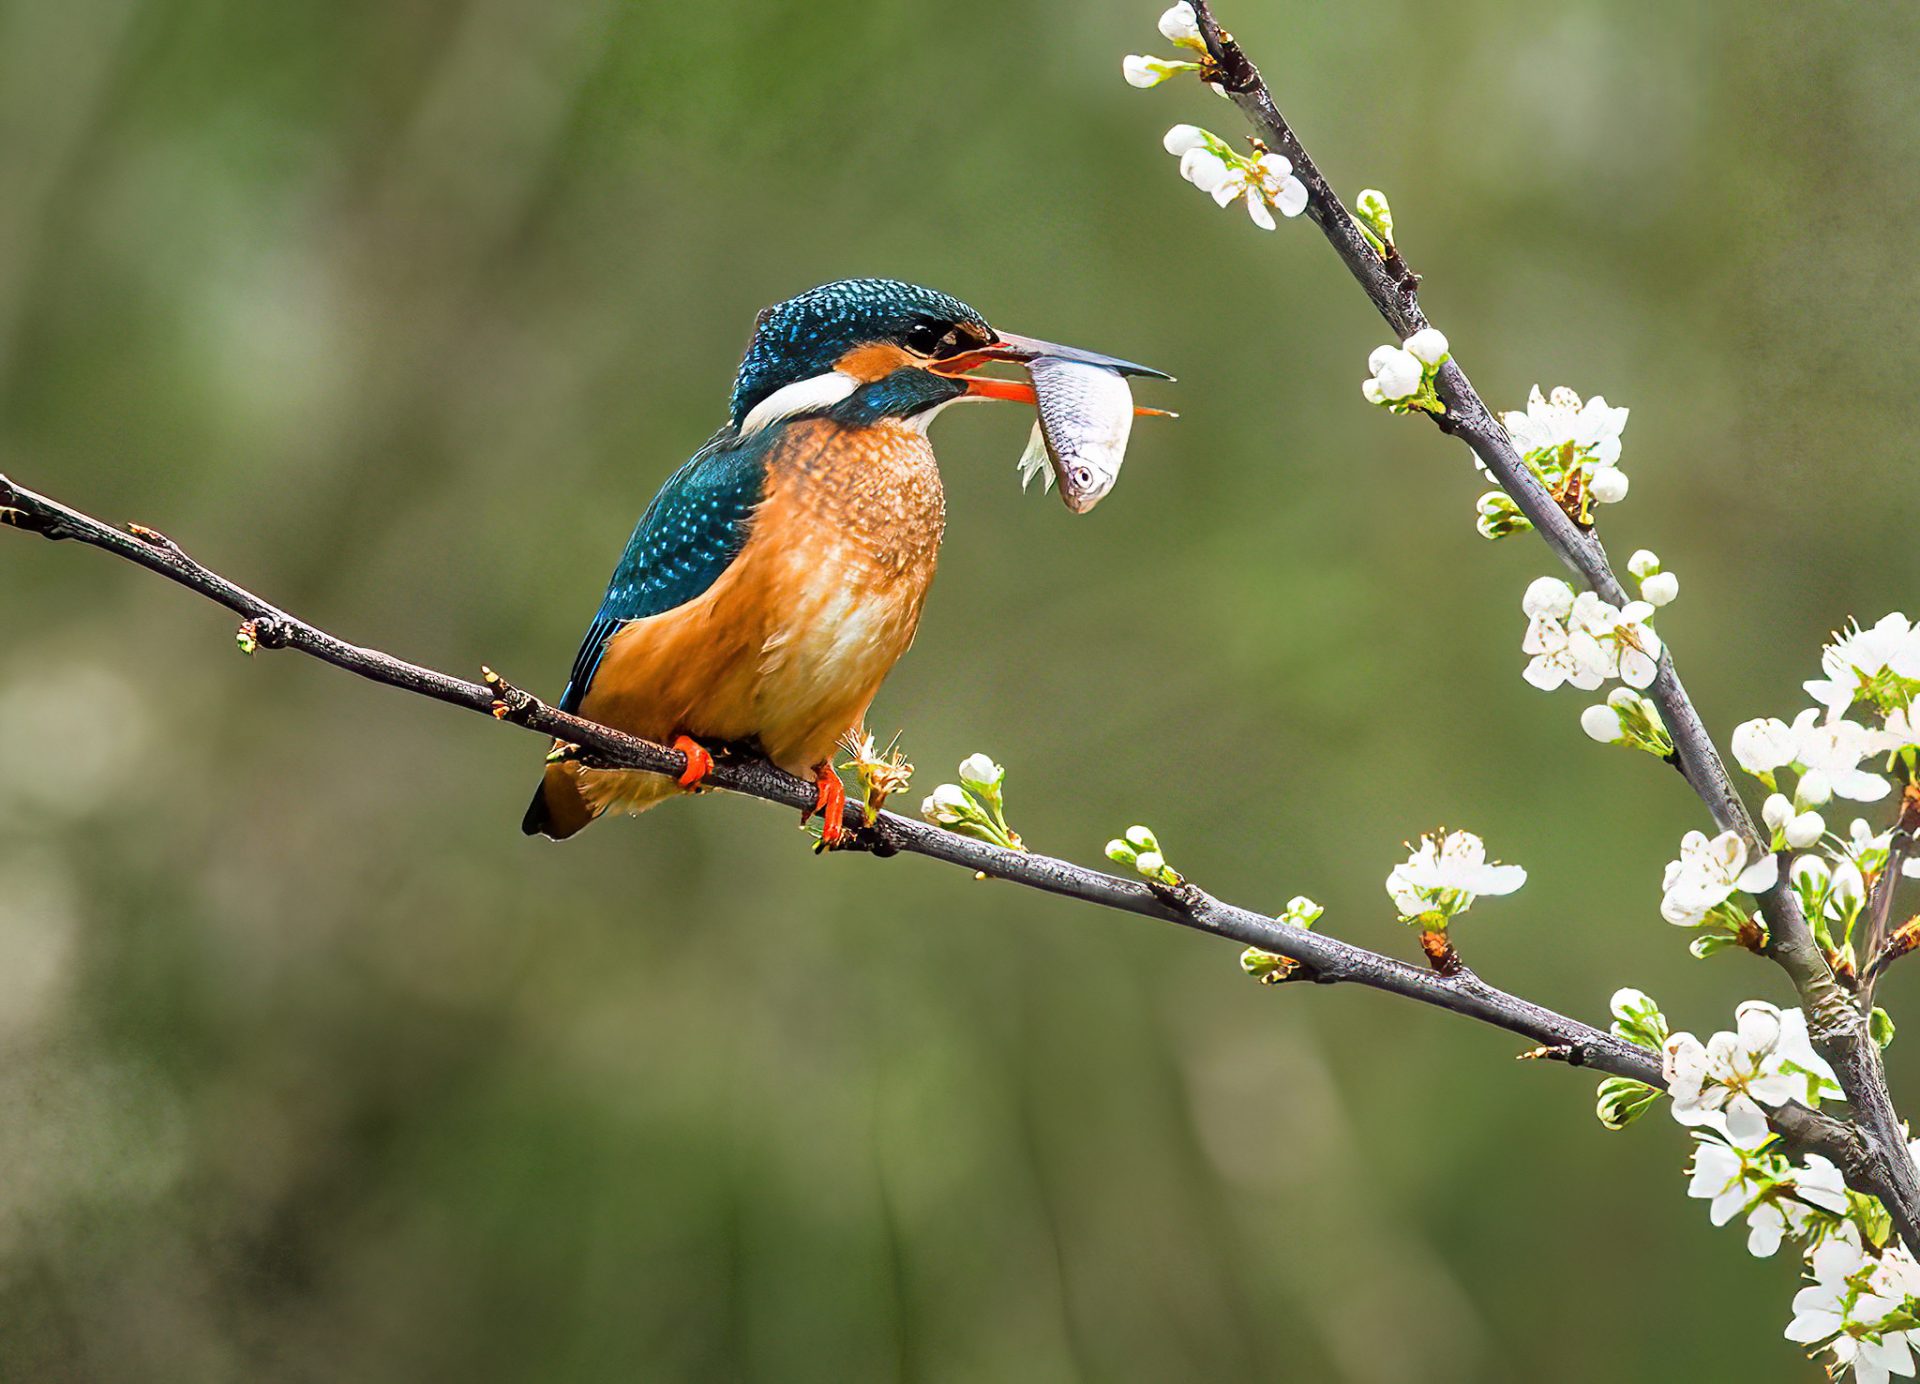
top-left (729, 279), bottom-right (989, 424)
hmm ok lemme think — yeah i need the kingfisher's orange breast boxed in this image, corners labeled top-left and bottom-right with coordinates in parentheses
top-left (569, 417), bottom-right (945, 816)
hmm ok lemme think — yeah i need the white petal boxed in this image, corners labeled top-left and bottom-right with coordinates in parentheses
top-left (1162, 123), bottom-right (1208, 155)
top-left (1722, 1094), bottom-right (1770, 1146)
top-left (1522, 576), bottom-right (1577, 621)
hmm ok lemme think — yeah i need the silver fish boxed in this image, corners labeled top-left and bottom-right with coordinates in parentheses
top-left (1016, 356), bottom-right (1135, 514)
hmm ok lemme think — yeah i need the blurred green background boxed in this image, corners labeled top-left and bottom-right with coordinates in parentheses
top-left (2, 0), bottom-right (1918, 1379)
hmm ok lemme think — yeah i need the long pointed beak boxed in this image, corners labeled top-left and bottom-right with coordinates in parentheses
top-left (930, 332), bottom-right (1173, 409)
top-left (980, 332), bottom-right (1173, 381)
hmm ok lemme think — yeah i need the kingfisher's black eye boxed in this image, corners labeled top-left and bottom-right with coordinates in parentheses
top-left (903, 320), bottom-right (960, 357)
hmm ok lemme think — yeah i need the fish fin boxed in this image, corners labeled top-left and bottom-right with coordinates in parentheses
top-left (1016, 422), bottom-right (1055, 494)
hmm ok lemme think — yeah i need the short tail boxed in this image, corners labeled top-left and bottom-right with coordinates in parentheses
top-left (521, 762), bottom-right (597, 840)
top-left (521, 760), bottom-right (677, 839)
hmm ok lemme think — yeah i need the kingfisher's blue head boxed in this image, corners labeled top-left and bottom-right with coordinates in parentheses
top-left (727, 278), bottom-right (1168, 436)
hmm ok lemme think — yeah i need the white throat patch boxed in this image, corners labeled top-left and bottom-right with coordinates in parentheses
top-left (738, 370), bottom-right (860, 437)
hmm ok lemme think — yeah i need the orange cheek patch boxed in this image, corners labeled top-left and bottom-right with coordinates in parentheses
top-left (836, 342), bottom-right (916, 382)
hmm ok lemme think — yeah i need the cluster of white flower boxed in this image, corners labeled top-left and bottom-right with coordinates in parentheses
top-left (1162, 125), bottom-right (1307, 230)
top-left (1360, 329), bottom-right (1449, 411)
top-left (1719, 613), bottom-right (1920, 970)
top-left (1660, 829), bottom-right (1779, 956)
top-left (1807, 615), bottom-right (1920, 722)
top-left (1520, 576), bottom-right (1662, 692)
top-left (1689, 1138), bottom-right (1849, 1257)
top-left (1384, 829), bottom-right (1525, 928)
top-left (1122, 3), bottom-right (1207, 87)
top-left (1662, 1001), bottom-right (1840, 1145)
top-left (1476, 386), bottom-right (1631, 539)
top-left (1788, 1231), bottom-right (1920, 1384)
top-left (1632, 996), bottom-right (1920, 1379)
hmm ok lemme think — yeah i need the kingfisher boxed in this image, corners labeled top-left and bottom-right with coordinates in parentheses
top-left (522, 278), bottom-right (1167, 844)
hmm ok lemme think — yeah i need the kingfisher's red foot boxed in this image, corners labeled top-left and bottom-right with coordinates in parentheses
top-left (671, 735), bottom-right (714, 789)
top-left (806, 764), bottom-right (848, 848)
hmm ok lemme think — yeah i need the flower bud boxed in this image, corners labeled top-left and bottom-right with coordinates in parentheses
top-left (1361, 377), bottom-right (1385, 405)
top-left (1640, 571), bottom-right (1678, 607)
top-left (1125, 824), bottom-right (1160, 852)
top-left (1404, 328), bottom-right (1449, 366)
top-left (922, 784), bottom-right (971, 824)
top-left (957, 753), bottom-right (999, 789)
top-left (1785, 811), bottom-right (1825, 850)
top-left (1368, 347), bottom-right (1423, 400)
top-left (1353, 188), bottom-right (1394, 246)
top-left (1763, 793), bottom-right (1794, 833)
top-left (1626, 549), bottom-right (1660, 579)
top-left (1790, 853), bottom-right (1831, 892)
top-left (1124, 54), bottom-right (1195, 87)
top-left (1279, 896), bottom-right (1324, 927)
top-left (1582, 703), bottom-right (1624, 744)
top-left (1831, 861), bottom-right (1866, 917)
top-left (1162, 124), bottom-right (1208, 155)
top-left (1135, 850), bottom-right (1166, 877)
top-left (1587, 465), bottom-right (1629, 503)
top-left (1157, 2), bottom-right (1203, 46)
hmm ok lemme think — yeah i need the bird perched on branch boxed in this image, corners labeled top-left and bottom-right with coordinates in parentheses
top-left (523, 278), bottom-right (1166, 844)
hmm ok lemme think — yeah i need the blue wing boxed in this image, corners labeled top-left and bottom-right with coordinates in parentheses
top-left (556, 430), bottom-right (772, 714)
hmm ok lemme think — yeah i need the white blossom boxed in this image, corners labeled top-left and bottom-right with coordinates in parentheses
top-left (1687, 1142), bottom-right (1847, 1257)
top-left (1251, 152), bottom-right (1308, 219)
top-left (1404, 328), bottom-right (1449, 366)
top-left (1881, 698), bottom-right (1920, 753)
top-left (1627, 549), bottom-right (1660, 579)
top-left (1793, 709), bottom-right (1892, 804)
top-left (1841, 818), bottom-right (1920, 883)
top-left (1176, 144), bottom-right (1304, 230)
top-left (1577, 595), bottom-right (1662, 688)
top-left (1788, 1237), bottom-right (1920, 1384)
top-left (1385, 830), bottom-right (1526, 922)
top-left (1501, 385), bottom-right (1630, 467)
top-left (1523, 607), bottom-right (1611, 691)
top-left (1805, 613), bottom-right (1920, 717)
top-left (1660, 830), bottom-right (1780, 927)
top-left (1661, 1003), bottom-right (1803, 1146)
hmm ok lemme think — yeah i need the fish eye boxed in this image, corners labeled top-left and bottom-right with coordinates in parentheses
top-left (1071, 466), bottom-right (1095, 488)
